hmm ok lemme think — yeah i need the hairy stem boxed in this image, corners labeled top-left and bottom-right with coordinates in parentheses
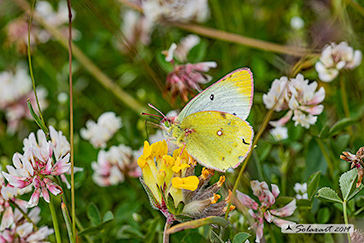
top-left (163, 219), bottom-right (172, 243)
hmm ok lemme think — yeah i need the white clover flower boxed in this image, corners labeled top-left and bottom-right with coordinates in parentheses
top-left (294, 182), bottom-right (308, 200)
top-left (270, 126), bottom-right (288, 141)
top-left (142, 0), bottom-right (210, 24)
top-left (0, 206), bottom-right (53, 242)
top-left (264, 74), bottom-right (325, 129)
top-left (0, 66), bottom-right (48, 133)
top-left (315, 41), bottom-right (362, 82)
top-left (80, 111), bottom-right (122, 148)
top-left (120, 10), bottom-right (153, 51)
top-left (165, 35), bottom-right (200, 63)
top-left (91, 144), bottom-right (141, 187)
top-left (36, 0), bottom-right (79, 43)
top-left (3, 126), bottom-right (72, 207)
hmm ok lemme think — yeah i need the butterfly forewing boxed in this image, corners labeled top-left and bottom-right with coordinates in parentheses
top-left (180, 111), bottom-right (254, 172)
top-left (177, 68), bottom-right (253, 122)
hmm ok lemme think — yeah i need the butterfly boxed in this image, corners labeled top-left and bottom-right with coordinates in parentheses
top-left (156, 68), bottom-right (254, 172)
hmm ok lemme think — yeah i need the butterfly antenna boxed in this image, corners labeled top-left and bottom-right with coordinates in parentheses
top-left (148, 103), bottom-right (167, 120)
top-left (141, 112), bottom-right (163, 118)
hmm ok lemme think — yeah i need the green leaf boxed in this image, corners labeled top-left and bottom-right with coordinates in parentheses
top-left (87, 203), bottom-right (101, 226)
top-left (166, 216), bottom-right (228, 234)
top-left (317, 207), bottom-right (330, 223)
top-left (156, 51), bottom-right (174, 73)
top-left (329, 118), bottom-right (357, 136)
top-left (319, 124), bottom-right (330, 139)
top-left (347, 183), bottom-right (364, 202)
top-left (307, 171), bottom-right (321, 201)
top-left (176, 201), bottom-right (185, 215)
top-left (316, 187), bottom-right (343, 203)
top-left (232, 232), bottom-right (251, 243)
top-left (78, 213), bottom-right (114, 236)
top-left (61, 201), bottom-right (74, 243)
top-left (117, 225), bottom-right (144, 240)
top-left (103, 211), bottom-right (114, 222)
top-left (27, 100), bottom-right (49, 135)
top-left (339, 169), bottom-right (358, 201)
top-left (187, 40), bottom-right (208, 63)
top-left (167, 193), bottom-right (176, 214)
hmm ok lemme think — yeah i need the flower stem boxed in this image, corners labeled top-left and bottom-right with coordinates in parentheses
top-left (49, 197), bottom-right (62, 243)
top-left (66, 0), bottom-right (76, 241)
top-left (315, 138), bottom-right (335, 178)
top-left (163, 218), bottom-right (172, 243)
top-left (118, 0), bottom-right (318, 57)
top-left (9, 199), bottom-right (38, 230)
top-left (340, 74), bottom-right (350, 117)
top-left (348, 0), bottom-right (364, 17)
top-left (224, 108), bottom-right (275, 220)
top-left (343, 201), bottom-right (352, 243)
top-left (27, 0), bottom-right (47, 134)
top-left (14, 0), bottom-right (146, 114)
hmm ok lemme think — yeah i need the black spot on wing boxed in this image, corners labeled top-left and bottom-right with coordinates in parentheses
top-left (233, 113), bottom-right (237, 116)
top-left (242, 138), bottom-right (250, 145)
top-left (210, 94), bottom-right (214, 100)
top-left (222, 157), bottom-right (225, 161)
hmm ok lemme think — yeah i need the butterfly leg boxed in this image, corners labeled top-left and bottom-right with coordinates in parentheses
top-left (180, 142), bottom-right (186, 156)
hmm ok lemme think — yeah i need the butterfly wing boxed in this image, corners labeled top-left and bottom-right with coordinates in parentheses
top-left (177, 68), bottom-right (253, 122)
top-left (180, 111), bottom-right (254, 172)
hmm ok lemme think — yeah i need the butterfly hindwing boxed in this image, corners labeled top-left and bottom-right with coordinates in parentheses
top-left (177, 68), bottom-right (253, 122)
top-left (180, 111), bottom-right (254, 171)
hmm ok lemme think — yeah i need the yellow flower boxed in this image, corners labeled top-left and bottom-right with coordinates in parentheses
top-left (138, 140), bottom-right (232, 221)
top-left (172, 176), bottom-right (199, 191)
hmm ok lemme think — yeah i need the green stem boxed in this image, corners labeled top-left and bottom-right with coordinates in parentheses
top-left (224, 108), bottom-right (275, 220)
top-left (9, 199), bottom-right (38, 230)
top-left (343, 201), bottom-right (352, 243)
top-left (66, 0), bottom-right (76, 241)
top-left (118, 0), bottom-right (318, 57)
top-left (27, 0), bottom-right (47, 133)
top-left (340, 74), bottom-right (351, 119)
top-left (348, 0), bottom-right (364, 17)
top-left (14, 0), bottom-right (146, 114)
top-left (267, 223), bottom-right (277, 243)
top-left (315, 138), bottom-right (335, 178)
top-left (49, 198), bottom-right (62, 243)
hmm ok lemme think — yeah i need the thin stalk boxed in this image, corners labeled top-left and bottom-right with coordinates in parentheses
top-left (118, 0), bottom-right (318, 57)
top-left (340, 74), bottom-right (352, 126)
top-left (349, 0), bottom-right (364, 17)
top-left (27, 0), bottom-right (46, 130)
top-left (224, 108), bottom-right (275, 220)
top-left (66, 0), bottom-right (76, 241)
top-left (163, 219), bottom-right (172, 243)
top-left (61, 199), bottom-right (74, 243)
top-left (315, 138), bottom-right (335, 178)
top-left (49, 198), bottom-right (62, 243)
top-left (14, 0), bottom-right (146, 113)
top-left (343, 201), bottom-right (352, 243)
top-left (9, 199), bottom-right (38, 230)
